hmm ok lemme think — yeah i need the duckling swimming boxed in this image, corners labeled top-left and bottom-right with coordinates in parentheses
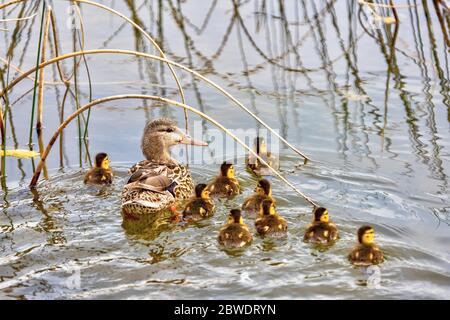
top-left (246, 137), bottom-right (278, 176)
top-left (218, 209), bottom-right (252, 248)
top-left (121, 118), bottom-right (208, 217)
top-left (255, 199), bottom-right (287, 237)
top-left (84, 153), bottom-right (113, 185)
top-left (242, 179), bottom-right (274, 215)
top-left (182, 183), bottom-right (215, 222)
top-left (349, 226), bottom-right (384, 266)
top-left (207, 162), bottom-right (240, 197)
top-left (303, 207), bottom-right (338, 244)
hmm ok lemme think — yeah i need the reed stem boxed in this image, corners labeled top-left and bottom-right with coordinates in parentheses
top-left (28, 0), bottom-right (46, 150)
top-left (36, 6), bottom-right (51, 180)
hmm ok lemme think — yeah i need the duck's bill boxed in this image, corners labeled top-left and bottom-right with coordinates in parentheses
top-left (180, 135), bottom-right (208, 146)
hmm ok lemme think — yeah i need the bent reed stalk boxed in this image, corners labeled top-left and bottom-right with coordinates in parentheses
top-left (0, 0), bottom-right (189, 131)
top-left (0, 49), bottom-right (311, 162)
top-left (30, 94), bottom-right (318, 207)
top-left (36, 6), bottom-right (52, 179)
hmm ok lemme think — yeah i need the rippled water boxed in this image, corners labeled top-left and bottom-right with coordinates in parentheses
top-left (1, 0), bottom-right (450, 299)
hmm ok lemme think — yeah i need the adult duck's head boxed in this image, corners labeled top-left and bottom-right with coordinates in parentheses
top-left (141, 118), bottom-right (207, 163)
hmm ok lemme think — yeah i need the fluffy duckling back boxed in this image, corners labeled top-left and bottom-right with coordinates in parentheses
top-left (207, 162), bottom-right (240, 197)
top-left (84, 153), bottom-right (113, 185)
top-left (255, 199), bottom-right (287, 237)
top-left (182, 184), bottom-right (215, 222)
top-left (303, 207), bottom-right (338, 244)
top-left (242, 179), bottom-right (274, 215)
top-left (218, 209), bottom-right (252, 248)
top-left (349, 226), bottom-right (384, 266)
top-left (246, 137), bottom-right (278, 176)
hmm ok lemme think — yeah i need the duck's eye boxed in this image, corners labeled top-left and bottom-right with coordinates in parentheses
top-left (166, 128), bottom-right (174, 133)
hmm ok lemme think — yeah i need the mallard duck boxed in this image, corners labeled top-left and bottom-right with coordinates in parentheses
top-left (84, 153), bottom-right (113, 185)
top-left (242, 179), bottom-right (274, 215)
top-left (121, 118), bottom-right (207, 218)
top-left (303, 207), bottom-right (338, 244)
top-left (255, 199), bottom-right (287, 237)
top-left (206, 162), bottom-right (240, 197)
top-left (349, 226), bottom-right (384, 266)
top-left (246, 137), bottom-right (278, 176)
top-left (182, 183), bottom-right (215, 222)
top-left (218, 209), bottom-right (252, 248)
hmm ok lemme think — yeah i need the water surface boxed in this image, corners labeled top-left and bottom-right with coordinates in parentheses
top-left (0, 0), bottom-right (449, 299)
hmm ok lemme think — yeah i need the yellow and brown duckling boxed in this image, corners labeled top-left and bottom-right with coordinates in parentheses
top-left (181, 183), bottom-right (215, 222)
top-left (349, 226), bottom-right (384, 266)
top-left (207, 162), bottom-right (240, 198)
top-left (246, 137), bottom-right (278, 176)
top-left (84, 153), bottom-right (113, 185)
top-left (303, 207), bottom-right (338, 244)
top-left (242, 179), bottom-right (274, 215)
top-left (255, 199), bottom-right (288, 238)
top-left (218, 209), bottom-right (252, 249)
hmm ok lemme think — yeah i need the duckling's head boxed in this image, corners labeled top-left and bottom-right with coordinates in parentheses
top-left (255, 179), bottom-right (272, 196)
top-left (254, 136), bottom-right (268, 154)
top-left (313, 207), bottom-right (329, 223)
top-left (358, 225), bottom-right (375, 245)
top-left (228, 209), bottom-right (244, 224)
top-left (195, 183), bottom-right (210, 199)
top-left (141, 118), bottom-right (207, 162)
top-left (95, 153), bottom-right (110, 170)
top-left (260, 199), bottom-right (276, 216)
top-left (220, 162), bottom-right (235, 178)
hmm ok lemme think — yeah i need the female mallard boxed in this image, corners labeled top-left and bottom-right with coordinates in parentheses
top-left (182, 183), bottom-right (215, 222)
top-left (246, 137), bottom-right (278, 176)
top-left (349, 226), bottom-right (384, 266)
top-left (121, 118), bottom-right (207, 218)
top-left (242, 178), bottom-right (274, 215)
top-left (206, 162), bottom-right (240, 197)
top-left (218, 209), bottom-right (252, 248)
top-left (255, 199), bottom-right (287, 237)
top-left (84, 153), bottom-right (113, 185)
top-left (303, 207), bottom-right (338, 244)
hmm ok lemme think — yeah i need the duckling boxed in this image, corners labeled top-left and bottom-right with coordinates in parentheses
top-left (218, 209), bottom-right (252, 248)
top-left (255, 199), bottom-right (287, 237)
top-left (349, 226), bottom-right (384, 266)
top-left (84, 153), bottom-right (113, 185)
top-left (242, 179), bottom-right (274, 215)
top-left (182, 184), bottom-right (215, 222)
top-left (303, 207), bottom-right (338, 244)
top-left (207, 162), bottom-right (240, 197)
top-left (246, 137), bottom-right (278, 176)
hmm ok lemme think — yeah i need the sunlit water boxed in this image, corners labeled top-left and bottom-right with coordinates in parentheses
top-left (1, 0), bottom-right (449, 299)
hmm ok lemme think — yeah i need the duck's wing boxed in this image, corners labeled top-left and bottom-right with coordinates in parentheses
top-left (127, 171), bottom-right (177, 193)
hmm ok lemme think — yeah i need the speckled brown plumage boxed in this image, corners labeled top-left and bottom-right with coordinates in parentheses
top-left (349, 244), bottom-right (384, 266)
top-left (303, 222), bottom-right (338, 244)
top-left (182, 198), bottom-right (215, 222)
top-left (84, 167), bottom-right (113, 185)
top-left (121, 160), bottom-right (194, 216)
top-left (255, 215), bottom-right (288, 237)
top-left (207, 176), bottom-right (240, 198)
top-left (242, 194), bottom-right (272, 215)
top-left (218, 224), bottom-right (252, 248)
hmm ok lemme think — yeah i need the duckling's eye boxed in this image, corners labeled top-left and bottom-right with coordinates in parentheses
top-left (166, 128), bottom-right (174, 133)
